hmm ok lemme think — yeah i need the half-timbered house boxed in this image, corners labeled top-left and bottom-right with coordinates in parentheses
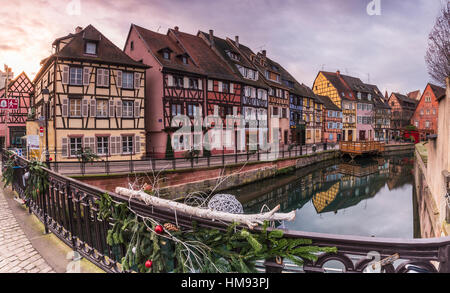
top-left (0, 72), bottom-right (33, 149)
top-left (316, 95), bottom-right (342, 143)
top-left (29, 25), bottom-right (148, 162)
top-left (366, 84), bottom-right (391, 142)
top-left (198, 31), bottom-right (269, 151)
top-left (388, 92), bottom-right (418, 138)
top-left (125, 25), bottom-right (208, 158)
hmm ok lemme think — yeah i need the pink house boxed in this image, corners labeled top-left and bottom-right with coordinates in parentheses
top-left (0, 72), bottom-right (33, 150)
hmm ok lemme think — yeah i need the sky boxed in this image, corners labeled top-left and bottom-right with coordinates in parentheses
top-left (0, 0), bottom-right (446, 94)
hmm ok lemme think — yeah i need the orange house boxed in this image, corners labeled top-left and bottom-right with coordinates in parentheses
top-left (410, 83), bottom-right (445, 141)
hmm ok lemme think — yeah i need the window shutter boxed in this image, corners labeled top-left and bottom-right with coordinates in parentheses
top-left (218, 81), bottom-right (223, 92)
top-left (97, 69), bottom-right (103, 86)
top-left (83, 67), bottom-right (90, 85)
top-left (90, 100), bottom-right (96, 117)
top-left (61, 138), bottom-right (68, 157)
top-left (117, 136), bottom-right (122, 155)
top-left (214, 105), bottom-right (219, 116)
top-left (134, 73), bottom-right (141, 89)
top-left (208, 80), bottom-right (213, 91)
top-left (82, 99), bottom-right (89, 117)
top-left (62, 99), bottom-right (68, 117)
top-left (110, 136), bottom-right (116, 155)
top-left (167, 75), bottom-right (173, 87)
top-left (117, 71), bottom-right (122, 88)
top-left (230, 83), bottom-right (234, 94)
top-left (109, 100), bottom-right (115, 117)
top-left (135, 135), bottom-right (141, 154)
top-left (62, 66), bottom-right (69, 85)
top-left (198, 79), bottom-right (203, 90)
top-left (233, 107), bottom-right (237, 116)
top-left (104, 69), bottom-right (109, 87)
top-left (116, 100), bottom-right (122, 117)
top-left (84, 137), bottom-right (90, 151)
top-left (134, 100), bottom-right (140, 118)
top-left (183, 77), bottom-right (189, 89)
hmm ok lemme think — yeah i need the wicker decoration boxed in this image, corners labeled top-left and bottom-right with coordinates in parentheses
top-left (207, 194), bottom-right (243, 214)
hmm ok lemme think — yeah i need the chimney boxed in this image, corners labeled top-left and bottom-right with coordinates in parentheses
top-left (235, 36), bottom-right (239, 48)
top-left (209, 30), bottom-right (214, 47)
top-left (336, 70), bottom-right (340, 76)
top-left (75, 26), bottom-right (83, 34)
top-left (174, 26), bottom-right (179, 32)
top-left (262, 50), bottom-right (266, 57)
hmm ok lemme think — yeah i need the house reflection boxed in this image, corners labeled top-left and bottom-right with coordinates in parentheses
top-left (238, 154), bottom-right (413, 215)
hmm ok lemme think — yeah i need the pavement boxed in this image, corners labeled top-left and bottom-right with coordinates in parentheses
top-left (0, 181), bottom-right (104, 273)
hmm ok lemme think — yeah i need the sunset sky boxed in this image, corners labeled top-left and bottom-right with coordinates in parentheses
top-left (0, 0), bottom-right (445, 94)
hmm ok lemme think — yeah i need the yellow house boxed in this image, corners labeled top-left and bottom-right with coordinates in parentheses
top-left (29, 25), bottom-right (149, 162)
top-left (312, 71), bottom-right (357, 141)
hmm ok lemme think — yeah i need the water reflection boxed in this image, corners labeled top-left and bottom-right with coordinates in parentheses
top-left (229, 155), bottom-right (417, 238)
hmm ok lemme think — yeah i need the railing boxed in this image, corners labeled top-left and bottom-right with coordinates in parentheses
top-left (20, 143), bottom-right (337, 176)
top-left (340, 141), bottom-right (385, 154)
top-left (2, 150), bottom-right (450, 273)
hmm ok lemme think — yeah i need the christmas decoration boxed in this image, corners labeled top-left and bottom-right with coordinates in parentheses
top-left (154, 225), bottom-right (163, 234)
top-left (145, 260), bottom-right (152, 268)
top-left (207, 193), bottom-right (243, 214)
top-left (96, 192), bottom-right (337, 273)
top-left (164, 223), bottom-right (179, 232)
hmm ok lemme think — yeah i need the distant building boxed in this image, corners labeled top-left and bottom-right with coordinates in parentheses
top-left (388, 93), bottom-right (418, 138)
top-left (316, 95), bottom-right (342, 143)
top-left (0, 72), bottom-right (33, 149)
top-left (410, 83), bottom-right (445, 141)
top-left (366, 84), bottom-right (391, 142)
top-left (407, 90), bottom-right (421, 101)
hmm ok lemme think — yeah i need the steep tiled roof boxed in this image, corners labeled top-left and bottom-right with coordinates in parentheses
top-left (392, 93), bottom-right (418, 108)
top-left (428, 83), bottom-right (446, 100)
top-left (320, 71), bottom-right (354, 101)
top-left (316, 95), bottom-right (340, 111)
top-left (133, 25), bottom-right (204, 75)
top-left (170, 30), bottom-right (240, 82)
top-left (407, 90), bottom-right (421, 100)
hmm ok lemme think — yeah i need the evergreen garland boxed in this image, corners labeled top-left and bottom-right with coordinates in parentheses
top-left (97, 192), bottom-right (337, 273)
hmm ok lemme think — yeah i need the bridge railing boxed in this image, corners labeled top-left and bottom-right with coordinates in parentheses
top-left (340, 141), bottom-right (385, 154)
top-left (2, 149), bottom-right (450, 273)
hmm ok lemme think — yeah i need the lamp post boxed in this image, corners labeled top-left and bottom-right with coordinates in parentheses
top-left (42, 88), bottom-right (50, 166)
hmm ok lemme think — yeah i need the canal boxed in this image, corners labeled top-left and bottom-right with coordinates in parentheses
top-left (227, 153), bottom-right (420, 239)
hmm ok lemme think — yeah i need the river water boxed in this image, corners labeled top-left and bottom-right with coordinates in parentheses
top-left (228, 154), bottom-right (419, 239)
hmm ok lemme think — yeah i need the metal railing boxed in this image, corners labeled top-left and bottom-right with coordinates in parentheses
top-left (2, 150), bottom-right (450, 273)
top-left (22, 143), bottom-right (338, 176)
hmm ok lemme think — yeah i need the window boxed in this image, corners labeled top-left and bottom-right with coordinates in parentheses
top-left (97, 69), bottom-right (109, 87)
top-left (122, 72), bottom-right (134, 89)
top-left (69, 99), bottom-right (81, 117)
top-left (187, 104), bottom-right (199, 117)
top-left (329, 134), bottom-right (334, 140)
top-left (425, 121), bottom-right (430, 128)
top-left (222, 82), bottom-right (229, 93)
top-left (189, 78), bottom-right (198, 89)
top-left (163, 51), bottom-right (170, 60)
top-left (182, 56), bottom-right (188, 64)
top-left (427, 109), bottom-right (430, 115)
top-left (306, 130), bottom-right (311, 139)
top-left (171, 103), bottom-right (182, 116)
top-left (282, 108), bottom-right (287, 118)
top-left (85, 42), bottom-right (97, 55)
top-left (97, 137), bottom-right (109, 155)
top-left (433, 109), bottom-right (436, 115)
top-left (174, 75), bottom-right (183, 88)
top-left (122, 136), bottom-right (133, 154)
top-left (415, 121), bottom-right (419, 127)
top-left (272, 107), bottom-right (279, 116)
top-left (130, 41), bottom-right (134, 51)
top-left (69, 67), bottom-right (83, 85)
top-left (70, 137), bottom-right (82, 157)
top-left (122, 100), bottom-right (134, 118)
top-left (420, 109), bottom-right (424, 115)
top-left (96, 100), bottom-right (108, 117)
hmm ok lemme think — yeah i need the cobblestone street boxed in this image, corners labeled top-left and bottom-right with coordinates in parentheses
top-left (0, 188), bottom-right (55, 273)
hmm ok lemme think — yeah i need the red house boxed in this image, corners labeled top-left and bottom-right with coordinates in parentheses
top-left (410, 83), bottom-right (445, 141)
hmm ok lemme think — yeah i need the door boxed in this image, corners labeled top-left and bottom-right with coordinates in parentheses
top-left (348, 130), bottom-right (353, 141)
top-left (284, 130), bottom-right (288, 145)
top-left (359, 130), bottom-right (366, 141)
top-left (0, 137), bottom-right (4, 150)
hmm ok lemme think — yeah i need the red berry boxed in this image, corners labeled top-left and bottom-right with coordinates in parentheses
top-left (154, 225), bottom-right (163, 234)
top-left (145, 260), bottom-right (152, 268)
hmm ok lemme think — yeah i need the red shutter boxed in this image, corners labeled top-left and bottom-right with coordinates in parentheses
top-left (62, 99), bottom-right (68, 117)
top-left (61, 138), bottom-right (68, 157)
top-left (62, 66), bottom-right (69, 84)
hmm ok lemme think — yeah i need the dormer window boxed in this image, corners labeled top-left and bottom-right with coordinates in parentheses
top-left (163, 51), bottom-right (170, 60)
top-left (85, 42), bottom-right (97, 55)
top-left (182, 56), bottom-right (188, 64)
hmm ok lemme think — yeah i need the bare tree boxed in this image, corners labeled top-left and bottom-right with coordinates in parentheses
top-left (425, 2), bottom-right (450, 86)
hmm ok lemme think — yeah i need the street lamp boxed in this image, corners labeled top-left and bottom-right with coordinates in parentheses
top-left (42, 88), bottom-right (50, 165)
